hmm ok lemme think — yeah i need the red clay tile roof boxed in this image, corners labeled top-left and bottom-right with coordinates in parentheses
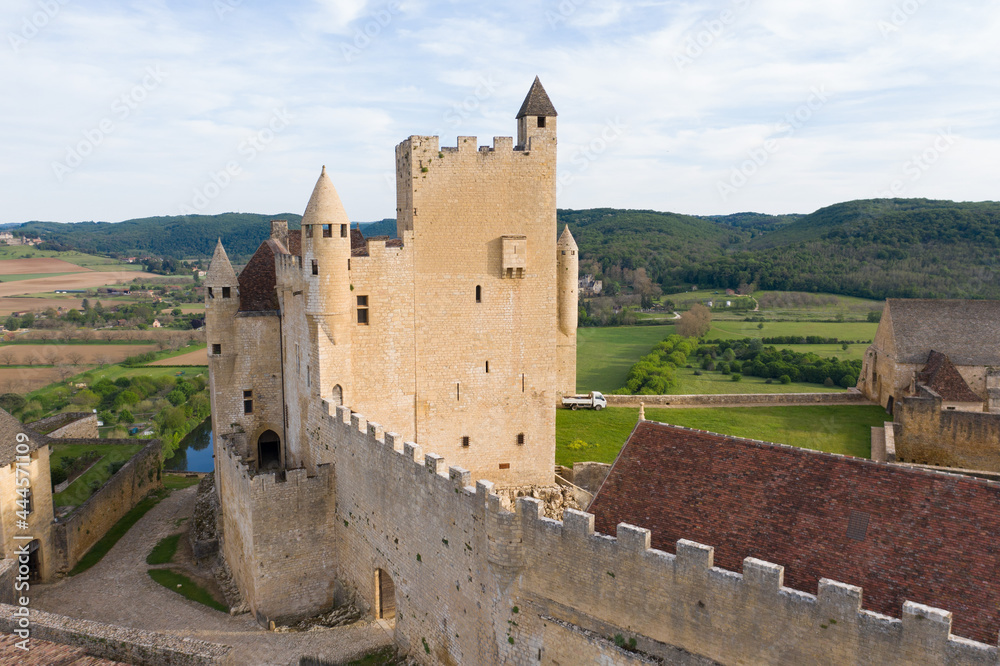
top-left (589, 420), bottom-right (1000, 644)
top-left (918, 350), bottom-right (983, 402)
top-left (237, 239), bottom-right (280, 312)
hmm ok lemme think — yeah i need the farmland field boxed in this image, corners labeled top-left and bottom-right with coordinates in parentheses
top-left (0, 343), bottom-right (159, 365)
top-left (555, 404), bottom-right (888, 466)
top-left (149, 347), bottom-right (208, 365)
top-left (0, 270), bottom-right (160, 297)
top-left (705, 320), bottom-right (877, 341)
top-left (577, 325), bottom-right (674, 392)
top-left (0, 257), bottom-right (91, 274)
top-left (0, 366), bottom-right (77, 393)
top-left (0, 296), bottom-right (85, 315)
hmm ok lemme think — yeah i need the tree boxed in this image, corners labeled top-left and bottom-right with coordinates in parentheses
top-left (20, 312), bottom-right (34, 328)
top-left (67, 350), bottom-right (83, 365)
top-left (4, 316), bottom-right (20, 331)
top-left (676, 304), bottom-right (712, 337)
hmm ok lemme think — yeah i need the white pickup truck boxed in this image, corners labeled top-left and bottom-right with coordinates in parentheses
top-left (561, 391), bottom-right (607, 410)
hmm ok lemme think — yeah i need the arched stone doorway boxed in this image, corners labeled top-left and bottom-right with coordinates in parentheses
top-left (374, 568), bottom-right (396, 621)
top-left (257, 430), bottom-right (281, 471)
top-left (331, 384), bottom-right (343, 407)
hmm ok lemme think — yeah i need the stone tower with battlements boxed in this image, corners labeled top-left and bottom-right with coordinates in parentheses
top-left (208, 78), bottom-right (573, 487)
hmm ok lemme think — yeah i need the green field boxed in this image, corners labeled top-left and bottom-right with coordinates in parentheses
top-left (555, 405), bottom-right (888, 466)
top-left (576, 325), bottom-right (674, 392)
top-left (0, 272), bottom-right (81, 282)
top-left (50, 443), bottom-right (144, 508)
top-left (705, 320), bottom-right (877, 341)
top-left (0, 245), bottom-right (142, 270)
top-left (147, 569), bottom-right (227, 612)
top-left (670, 366), bottom-right (846, 394)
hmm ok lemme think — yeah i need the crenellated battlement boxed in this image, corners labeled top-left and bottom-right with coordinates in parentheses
top-left (318, 398), bottom-right (997, 663)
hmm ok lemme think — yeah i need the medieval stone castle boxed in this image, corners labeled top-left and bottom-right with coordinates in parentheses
top-left (204, 80), bottom-right (1000, 664)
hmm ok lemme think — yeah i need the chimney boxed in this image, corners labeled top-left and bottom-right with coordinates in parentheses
top-left (270, 219), bottom-right (288, 248)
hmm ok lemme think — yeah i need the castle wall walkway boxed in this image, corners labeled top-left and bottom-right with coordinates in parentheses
top-left (31, 484), bottom-right (392, 665)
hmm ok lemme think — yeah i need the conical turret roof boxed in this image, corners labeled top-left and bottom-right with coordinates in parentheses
top-left (557, 225), bottom-right (577, 250)
top-left (302, 166), bottom-right (351, 227)
top-left (205, 239), bottom-right (238, 286)
top-left (516, 76), bottom-right (558, 119)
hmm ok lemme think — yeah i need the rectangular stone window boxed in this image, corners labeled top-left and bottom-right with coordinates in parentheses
top-left (357, 295), bottom-right (369, 325)
top-left (306, 225), bottom-right (313, 238)
top-left (222, 286), bottom-right (231, 298)
top-left (341, 224), bottom-right (348, 237)
top-left (243, 390), bottom-right (253, 414)
top-left (485, 361), bottom-right (489, 373)
top-left (462, 436), bottom-right (470, 448)
top-left (476, 285), bottom-right (481, 303)
top-left (499, 463), bottom-right (510, 469)
top-left (212, 344), bottom-right (221, 355)
top-left (322, 224), bottom-right (332, 238)
top-left (501, 235), bottom-right (527, 279)
top-left (537, 117), bottom-right (546, 128)
top-left (312, 259), bottom-right (318, 275)
top-left (517, 433), bottom-right (524, 446)
top-left (207, 287), bottom-right (214, 298)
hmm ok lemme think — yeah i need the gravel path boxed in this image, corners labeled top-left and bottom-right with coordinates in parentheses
top-left (33, 486), bottom-right (392, 665)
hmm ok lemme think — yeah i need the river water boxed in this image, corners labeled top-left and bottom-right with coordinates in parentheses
top-left (163, 417), bottom-right (214, 473)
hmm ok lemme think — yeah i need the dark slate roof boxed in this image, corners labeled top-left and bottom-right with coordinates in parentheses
top-left (350, 226), bottom-right (367, 257)
top-left (885, 299), bottom-right (1000, 365)
top-left (287, 229), bottom-right (301, 257)
top-left (516, 76), bottom-right (557, 119)
top-left (588, 420), bottom-right (1000, 644)
top-left (237, 239), bottom-right (280, 312)
top-left (0, 408), bottom-right (44, 465)
top-left (918, 350), bottom-right (983, 402)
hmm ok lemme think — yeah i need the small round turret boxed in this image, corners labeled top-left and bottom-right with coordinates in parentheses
top-left (557, 225), bottom-right (578, 337)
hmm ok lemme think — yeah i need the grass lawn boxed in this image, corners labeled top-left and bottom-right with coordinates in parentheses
top-left (51, 443), bottom-right (143, 508)
top-left (147, 569), bottom-right (228, 612)
top-left (162, 474), bottom-right (202, 490)
top-left (671, 365), bottom-right (846, 394)
top-left (705, 320), bottom-right (877, 342)
top-left (70, 489), bottom-right (168, 575)
top-left (146, 533), bottom-right (182, 565)
top-left (555, 405), bottom-right (888, 466)
top-left (577, 325), bottom-right (674, 392)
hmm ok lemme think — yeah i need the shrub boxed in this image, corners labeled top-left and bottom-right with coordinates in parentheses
top-left (839, 374), bottom-right (857, 388)
top-left (718, 362), bottom-right (730, 374)
top-left (779, 375), bottom-right (791, 384)
top-left (166, 390), bottom-right (186, 406)
top-left (731, 373), bottom-right (742, 382)
top-left (566, 439), bottom-right (590, 451)
top-left (823, 377), bottom-right (835, 387)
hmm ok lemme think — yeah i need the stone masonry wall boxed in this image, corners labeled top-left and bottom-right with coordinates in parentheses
top-left (28, 413), bottom-right (99, 439)
top-left (52, 439), bottom-right (161, 572)
top-left (215, 436), bottom-right (336, 625)
top-left (606, 391), bottom-right (871, 408)
top-left (273, 399), bottom-right (998, 665)
top-left (896, 395), bottom-right (1000, 471)
top-left (0, 444), bottom-right (56, 580)
top-left (0, 604), bottom-right (232, 665)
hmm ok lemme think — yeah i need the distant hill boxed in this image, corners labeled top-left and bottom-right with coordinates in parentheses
top-left (6, 198), bottom-right (999, 300)
top-left (13, 215), bottom-right (397, 262)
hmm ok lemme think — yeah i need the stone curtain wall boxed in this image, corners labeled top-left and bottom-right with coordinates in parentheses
top-left (896, 395), bottom-right (1000, 471)
top-left (28, 412), bottom-right (99, 439)
top-left (52, 439), bottom-right (161, 572)
top-left (310, 400), bottom-right (996, 665)
top-left (215, 437), bottom-right (337, 625)
top-left (0, 604), bottom-right (232, 665)
top-left (606, 391), bottom-right (871, 408)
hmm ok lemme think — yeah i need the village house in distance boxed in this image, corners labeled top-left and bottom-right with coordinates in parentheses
top-left (203, 80), bottom-right (1000, 664)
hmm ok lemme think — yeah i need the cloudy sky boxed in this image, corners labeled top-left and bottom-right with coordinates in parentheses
top-left (1, 0), bottom-right (998, 224)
